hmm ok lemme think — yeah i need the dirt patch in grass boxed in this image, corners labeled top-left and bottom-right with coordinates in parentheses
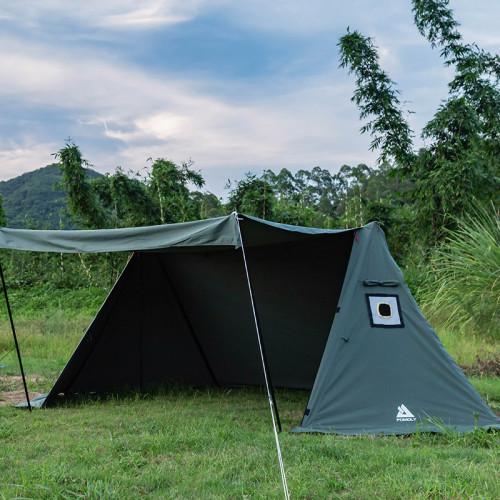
top-left (459, 354), bottom-right (500, 377)
top-left (0, 389), bottom-right (43, 406)
top-left (0, 374), bottom-right (44, 406)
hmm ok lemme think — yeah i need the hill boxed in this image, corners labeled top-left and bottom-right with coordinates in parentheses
top-left (0, 165), bottom-right (102, 228)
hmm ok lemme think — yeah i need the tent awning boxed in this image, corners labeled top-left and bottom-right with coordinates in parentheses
top-left (0, 215), bottom-right (238, 253)
top-left (0, 213), bottom-right (358, 253)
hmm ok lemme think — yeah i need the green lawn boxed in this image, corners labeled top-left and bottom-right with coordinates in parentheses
top-left (1, 387), bottom-right (499, 500)
top-left (0, 314), bottom-right (499, 499)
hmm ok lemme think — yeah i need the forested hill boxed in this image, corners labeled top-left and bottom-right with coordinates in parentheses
top-left (0, 164), bottom-right (102, 228)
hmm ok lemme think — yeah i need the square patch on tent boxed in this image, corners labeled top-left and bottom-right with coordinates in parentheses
top-left (366, 294), bottom-right (404, 328)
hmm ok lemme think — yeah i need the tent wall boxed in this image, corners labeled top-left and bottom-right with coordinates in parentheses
top-left (44, 227), bottom-right (354, 405)
top-left (163, 231), bottom-right (354, 389)
top-left (293, 224), bottom-right (500, 434)
top-left (46, 253), bottom-right (219, 404)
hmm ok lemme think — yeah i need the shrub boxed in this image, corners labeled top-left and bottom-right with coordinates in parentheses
top-left (424, 202), bottom-right (500, 339)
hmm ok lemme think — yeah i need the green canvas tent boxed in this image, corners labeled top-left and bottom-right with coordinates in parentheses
top-left (1, 213), bottom-right (498, 435)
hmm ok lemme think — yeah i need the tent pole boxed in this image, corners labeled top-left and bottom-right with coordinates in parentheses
top-left (234, 214), bottom-right (282, 431)
top-left (0, 261), bottom-right (32, 412)
top-left (236, 214), bottom-right (290, 500)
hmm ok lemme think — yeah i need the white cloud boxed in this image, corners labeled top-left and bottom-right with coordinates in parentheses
top-left (0, 141), bottom-right (58, 180)
top-left (99, 9), bottom-right (188, 29)
top-left (0, 46), bottom-right (67, 97)
top-left (0, 0), bottom-right (499, 198)
top-left (95, 78), bottom-right (377, 175)
top-left (94, 0), bottom-right (208, 29)
top-left (0, 29), bottom-right (376, 190)
top-left (0, 0), bottom-right (208, 31)
top-left (0, 35), bottom-right (182, 111)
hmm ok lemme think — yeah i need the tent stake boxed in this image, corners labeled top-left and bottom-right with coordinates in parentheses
top-left (0, 261), bottom-right (31, 412)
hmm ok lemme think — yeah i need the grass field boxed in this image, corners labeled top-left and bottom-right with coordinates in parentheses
top-left (0, 310), bottom-right (499, 499)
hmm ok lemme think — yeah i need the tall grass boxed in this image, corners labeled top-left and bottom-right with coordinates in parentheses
top-left (436, 327), bottom-right (499, 366)
top-left (0, 314), bottom-right (89, 388)
top-left (423, 202), bottom-right (500, 339)
top-left (0, 285), bottom-right (109, 319)
top-left (0, 286), bottom-right (106, 387)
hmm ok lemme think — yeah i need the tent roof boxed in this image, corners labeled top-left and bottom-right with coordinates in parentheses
top-left (0, 214), bottom-right (359, 253)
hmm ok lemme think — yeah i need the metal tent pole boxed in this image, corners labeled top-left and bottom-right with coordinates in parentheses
top-left (235, 213), bottom-right (290, 500)
top-left (0, 261), bottom-right (31, 412)
top-left (234, 214), bottom-right (282, 430)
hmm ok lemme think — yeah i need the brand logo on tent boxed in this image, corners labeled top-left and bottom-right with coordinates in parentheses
top-left (396, 404), bottom-right (416, 422)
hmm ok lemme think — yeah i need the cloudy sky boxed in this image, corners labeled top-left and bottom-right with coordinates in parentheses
top-left (1, 1), bottom-right (499, 196)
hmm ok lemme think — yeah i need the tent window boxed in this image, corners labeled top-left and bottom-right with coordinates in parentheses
top-left (366, 294), bottom-right (404, 328)
top-left (377, 302), bottom-right (392, 318)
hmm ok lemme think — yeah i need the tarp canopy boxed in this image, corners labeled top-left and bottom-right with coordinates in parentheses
top-left (0, 214), bottom-right (347, 253)
top-left (0, 215), bottom-right (239, 252)
top-left (2, 213), bottom-right (499, 435)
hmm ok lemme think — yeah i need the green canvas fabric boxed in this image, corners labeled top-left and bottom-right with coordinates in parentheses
top-left (40, 224), bottom-right (354, 406)
top-left (0, 213), bottom-right (347, 253)
top-left (7, 214), bottom-right (500, 434)
top-left (292, 224), bottom-right (500, 434)
top-left (0, 215), bottom-right (239, 253)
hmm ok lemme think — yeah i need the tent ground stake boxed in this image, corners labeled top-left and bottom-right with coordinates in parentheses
top-left (0, 261), bottom-right (31, 412)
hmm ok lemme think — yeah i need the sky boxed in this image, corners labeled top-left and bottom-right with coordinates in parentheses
top-left (0, 1), bottom-right (499, 197)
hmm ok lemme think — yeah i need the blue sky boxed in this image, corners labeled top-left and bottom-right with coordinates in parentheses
top-left (0, 1), bottom-right (499, 196)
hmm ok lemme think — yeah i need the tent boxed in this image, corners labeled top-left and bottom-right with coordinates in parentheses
top-left (1, 213), bottom-right (498, 435)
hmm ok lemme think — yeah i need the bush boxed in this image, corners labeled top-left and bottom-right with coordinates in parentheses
top-left (424, 202), bottom-right (500, 339)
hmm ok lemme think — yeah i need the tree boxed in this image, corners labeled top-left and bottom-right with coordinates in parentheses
top-left (147, 158), bottom-right (205, 223)
top-left (338, 0), bottom-right (500, 243)
top-left (263, 167), bottom-right (344, 227)
top-left (55, 142), bottom-right (208, 228)
top-left (226, 173), bottom-right (275, 220)
top-left (93, 168), bottom-right (158, 227)
top-left (0, 194), bottom-right (6, 227)
top-left (338, 31), bottom-right (415, 171)
top-left (190, 192), bottom-right (224, 220)
top-left (54, 142), bottom-right (107, 229)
